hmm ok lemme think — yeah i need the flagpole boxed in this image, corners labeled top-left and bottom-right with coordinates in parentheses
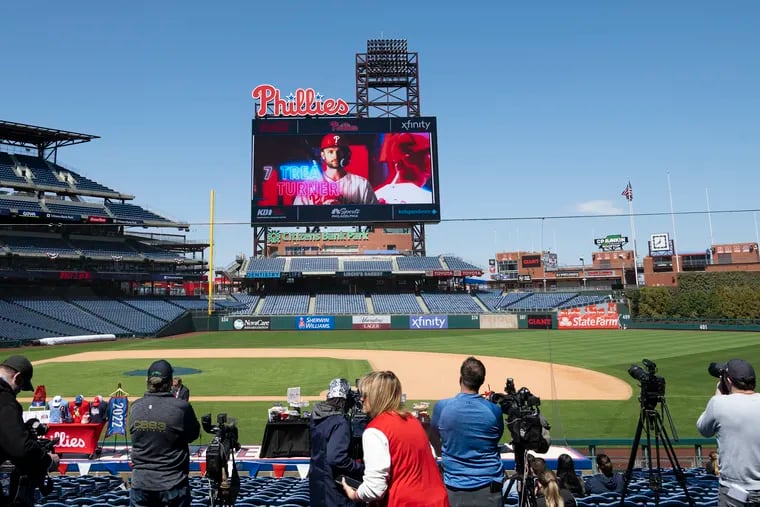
top-left (626, 181), bottom-right (640, 287)
top-left (667, 172), bottom-right (680, 273)
top-left (706, 188), bottom-right (715, 246)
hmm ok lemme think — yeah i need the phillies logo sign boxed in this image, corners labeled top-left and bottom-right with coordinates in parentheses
top-left (51, 431), bottom-right (86, 448)
top-left (252, 84), bottom-right (350, 117)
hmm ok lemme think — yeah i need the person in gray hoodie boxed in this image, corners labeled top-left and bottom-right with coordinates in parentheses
top-left (309, 378), bottom-right (365, 507)
top-left (586, 454), bottom-right (624, 494)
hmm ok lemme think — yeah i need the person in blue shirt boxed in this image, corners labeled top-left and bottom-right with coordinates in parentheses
top-left (431, 356), bottom-right (505, 507)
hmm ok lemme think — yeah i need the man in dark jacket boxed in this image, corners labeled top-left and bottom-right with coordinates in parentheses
top-left (0, 355), bottom-right (59, 507)
top-left (129, 359), bottom-right (200, 507)
top-left (309, 378), bottom-right (364, 507)
top-left (586, 454), bottom-right (624, 494)
top-left (172, 377), bottom-right (190, 402)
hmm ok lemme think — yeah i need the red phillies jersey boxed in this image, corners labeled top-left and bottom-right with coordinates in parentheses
top-left (367, 411), bottom-right (450, 507)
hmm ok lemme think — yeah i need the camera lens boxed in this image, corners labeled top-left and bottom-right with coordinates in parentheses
top-left (628, 365), bottom-right (649, 383)
top-left (707, 362), bottom-right (723, 378)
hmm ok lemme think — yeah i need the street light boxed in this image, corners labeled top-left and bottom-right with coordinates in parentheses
top-left (580, 257), bottom-right (587, 289)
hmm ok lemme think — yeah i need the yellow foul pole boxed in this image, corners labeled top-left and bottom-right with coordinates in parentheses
top-left (208, 189), bottom-right (215, 316)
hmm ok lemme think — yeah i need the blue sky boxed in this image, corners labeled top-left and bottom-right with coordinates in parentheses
top-left (2, 1), bottom-right (759, 269)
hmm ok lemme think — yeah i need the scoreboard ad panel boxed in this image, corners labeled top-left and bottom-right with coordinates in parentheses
top-left (251, 116), bottom-right (440, 226)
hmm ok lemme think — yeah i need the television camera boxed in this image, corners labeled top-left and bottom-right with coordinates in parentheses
top-left (489, 379), bottom-right (551, 507)
top-left (708, 362), bottom-right (733, 395)
top-left (628, 359), bottom-right (667, 409)
top-left (347, 381), bottom-right (367, 460)
top-left (0, 418), bottom-right (58, 507)
top-left (202, 413), bottom-right (241, 507)
top-left (488, 378), bottom-right (550, 454)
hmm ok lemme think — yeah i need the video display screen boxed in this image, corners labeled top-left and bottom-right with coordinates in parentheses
top-left (251, 116), bottom-right (440, 226)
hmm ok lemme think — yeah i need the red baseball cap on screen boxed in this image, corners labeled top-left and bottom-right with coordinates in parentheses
top-left (321, 134), bottom-right (348, 150)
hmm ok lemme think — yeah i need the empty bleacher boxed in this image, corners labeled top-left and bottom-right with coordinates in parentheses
top-left (43, 200), bottom-right (110, 218)
top-left (289, 257), bottom-right (339, 273)
top-left (396, 256), bottom-right (443, 271)
top-left (121, 299), bottom-right (188, 321)
top-left (442, 256), bottom-right (482, 271)
top-left (370, 293), bottom-right (423, 314)
top-left (0, 196), bottom-right (45, 213)
top-left (421, 293), bottom-right (484, 313)
top-left (105, 202), bottom-right (172, 223)
top-left (11, 298), bottom-right (130, 336)
top-left (343, 259), bottom-right (394, 272)
top-left (503, 292), bottom-right (578, 311)
top-left (71, 299), bottom-right (167, 334)
top-left (558, 294), bottom-right (610, 308)
top-left (315, 294), bottom-right (367, 314)
top-left (13, 154), bottom-right (68, 189)
top-left (0, 235), bottom-right (78, 257)
top-left (69, 238), bottom-right (142, 260)
top-left (229, 293), bottom-right (261, 314)
top-left (246, 257), bottom-right (286, 275)
top-left (259, 294), bottom-right (310, 315)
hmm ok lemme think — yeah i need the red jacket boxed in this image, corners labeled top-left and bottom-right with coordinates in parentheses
top-left (367, 412), bottom-right (449, 507)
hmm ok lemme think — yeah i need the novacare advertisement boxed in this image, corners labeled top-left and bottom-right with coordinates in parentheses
top-left (557, 302), bottom-right (620, 330)
top-left (409, 315), bottom-right (448, 330)
top-left (352, 315), bottom-right (391, 330)
top-left (296, 316), bottom-right (335, 330)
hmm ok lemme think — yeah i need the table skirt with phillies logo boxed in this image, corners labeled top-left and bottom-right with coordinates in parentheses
top-left (47, 423), bottom-right (105, 456)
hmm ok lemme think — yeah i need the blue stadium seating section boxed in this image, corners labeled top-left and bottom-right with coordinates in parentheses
top-left (315, 294), bottom-right (367, 314)
top-left (396, 256), bottom-right (443, 271)
top-left (558, 294), bottom-right (610, 308)
top-left (122, 299), bottom-right (188, 321)
top-left (289, 257), bottom-right (339, 272)
top-left (443, 256), bottom-right (482, 271)
top-left (71, 299), bottom-right (167, 334)
top-left (259, 294), bottom-right (310, 315)
top-left (370, 293), bottom-right (422, 314)
top-left (421, 293), bottom-right (485, 313)
top-left (492, 292), bottom-right (532, 310)
top-left (475, 291), bottom-right (505, 311)
top-left (503, 292), bottom-right (578, 310)
top-left (0, 300), bottom-right (91, 339)
top-left (247, 257), bottom-right (286, 274)
top-left (13, 154), bottom-right (67, 189)
top-left (42, 468), bottom-right (718, 507)
top-left (48, 162), bottom-right (120, 195)
top-left (104, 202), bottom-right (172, 223)
top-left (0, 153), bottom-right (27, 184)
top-left (229, 293), bottom-right (261, 314)
top-left (0, 235), bottom-right (79, 257)
top-left (44, 201), bottom-right (109, 218)
top-left (0, 197), bottom-right (44, 213)
top-left (343, 259), bottom-right (394, 272)
top-left (12, 299), bottom-right (130, 336)
top-left (68, 238), bottom-right (142, 260)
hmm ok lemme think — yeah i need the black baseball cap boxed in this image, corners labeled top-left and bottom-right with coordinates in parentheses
top-left (1, 355), bottom-right (34, 391)
top-left (147, 359), bottom-right (173, 381)
top-left (716, 359), bottom-right (756, 388)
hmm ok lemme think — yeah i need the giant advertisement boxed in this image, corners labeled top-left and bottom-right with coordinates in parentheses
top-left (557, 302), bottom-right (620, 330)
top-left (251, 116), bottom-right (440, 226)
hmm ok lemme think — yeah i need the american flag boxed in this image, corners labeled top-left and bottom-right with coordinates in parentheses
top-left (621, 181), bottom-right (633, 202)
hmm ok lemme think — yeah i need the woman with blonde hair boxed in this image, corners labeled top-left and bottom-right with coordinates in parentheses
top-left (536, 471), bottom-right (576, 507)
top-left (341, 370), bottom-right (449, 506)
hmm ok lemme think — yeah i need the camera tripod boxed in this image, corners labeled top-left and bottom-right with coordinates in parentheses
top-left (620, 398), bottom-right (694, 507)
top-left (503, 445), bottom-right (537, 507)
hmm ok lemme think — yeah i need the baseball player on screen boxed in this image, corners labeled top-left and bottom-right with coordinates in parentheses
top-left (293, 134), bottom-right (379, 205)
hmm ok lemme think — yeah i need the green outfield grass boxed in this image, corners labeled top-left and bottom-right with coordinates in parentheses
top-left (11, 329), bottom-right (760, 445)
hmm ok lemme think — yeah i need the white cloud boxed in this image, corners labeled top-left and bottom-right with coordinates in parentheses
top-left (576, 200), bottom-right (623, 215)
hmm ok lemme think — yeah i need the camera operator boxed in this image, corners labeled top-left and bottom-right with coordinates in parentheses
top-left (309, 378), bottom-right (364, 507)
top-left (430, 357), bottom-right (505, 507)
top-left (0, 355), bottom-right (59, 507)
top-left (129, 360), bottom-right (200, 507)
top-left (697, 359), bottom-right (760, 506)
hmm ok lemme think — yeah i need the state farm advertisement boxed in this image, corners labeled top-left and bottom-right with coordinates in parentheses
top-left (557, 302), bottom-right (620, 330)
top-left (352, 315), bottom-right (391, 330)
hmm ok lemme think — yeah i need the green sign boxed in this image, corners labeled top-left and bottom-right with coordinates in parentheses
top-left (267, 230), bottom-right (371, 244)
top-left (594, 234), bottom-right (628, 251)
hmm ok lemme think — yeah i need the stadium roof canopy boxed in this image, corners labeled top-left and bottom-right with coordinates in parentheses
top-left (0, 120), bottom-right (99, 151)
